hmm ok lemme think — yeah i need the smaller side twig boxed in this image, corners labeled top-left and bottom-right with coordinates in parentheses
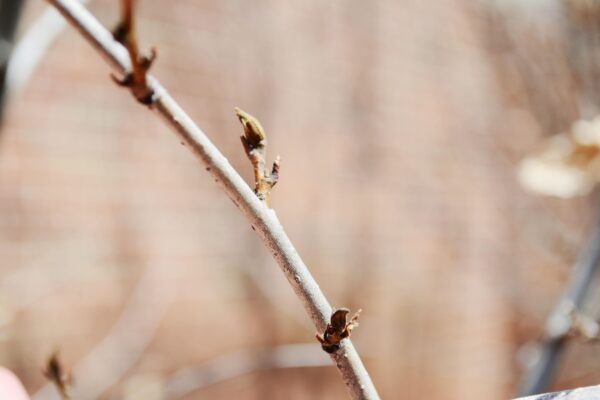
top-left (316, 308), bottom-right (361, 353)
top-left (111, 0), bottom-right (155, 105)
top-left (42, 352), bottom-right (72, 399)
top-left (235, 107), bottom-right (280, 206)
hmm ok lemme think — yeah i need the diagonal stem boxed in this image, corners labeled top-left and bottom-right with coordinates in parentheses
top-left (44, 0), bottom-right (380, 398)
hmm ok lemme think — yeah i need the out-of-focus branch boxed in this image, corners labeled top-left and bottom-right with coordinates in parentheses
top-left (164, 344), bottom-right (330, 399)
top-left (6, 1), bottom-right (91, 98)
top-left (43, 1), bottom-right (379, 398)
top-left (0, 0), bottom-right (25, 124)
top-left (33, 264), bottom-right (174, 400)
top-left (518, 210), bottom-right (600, 396)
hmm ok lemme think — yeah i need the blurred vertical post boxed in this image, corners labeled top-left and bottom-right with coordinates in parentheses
top-left (0, 0), bottom-right (24, 124)
top-left (518, 206), bottom-right (600, 396)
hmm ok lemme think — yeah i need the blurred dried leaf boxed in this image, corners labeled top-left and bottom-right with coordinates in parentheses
top-left (518, 116), bottom-right (600, 198)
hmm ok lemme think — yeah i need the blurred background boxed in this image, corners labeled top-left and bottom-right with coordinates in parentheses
top-left (3, 0), bottom-right (600, 399)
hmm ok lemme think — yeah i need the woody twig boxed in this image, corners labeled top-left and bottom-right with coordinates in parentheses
top-left (111, 0), bottom-right (155, 105)
top-left (235, 107), bottom-right (280, 206)
top-left (43, 1), bottom-right (380, 398)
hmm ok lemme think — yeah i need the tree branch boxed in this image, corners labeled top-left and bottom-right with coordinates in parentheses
top-left (518, 208), bottom-right (600, 396)
top-left (6, 1), bottom-right (91, 98)
top-left (164, 344), bottom-right (331, 399)
top-left (32, 263), bottom-right (174, 400)
top-left (44, 0), bottom-right (380, 398)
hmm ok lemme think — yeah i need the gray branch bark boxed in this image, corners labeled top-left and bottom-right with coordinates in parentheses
top-left (516, 385), bottom-right (600, 399)
top-left (44, 0), bottom-right (380, 398)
